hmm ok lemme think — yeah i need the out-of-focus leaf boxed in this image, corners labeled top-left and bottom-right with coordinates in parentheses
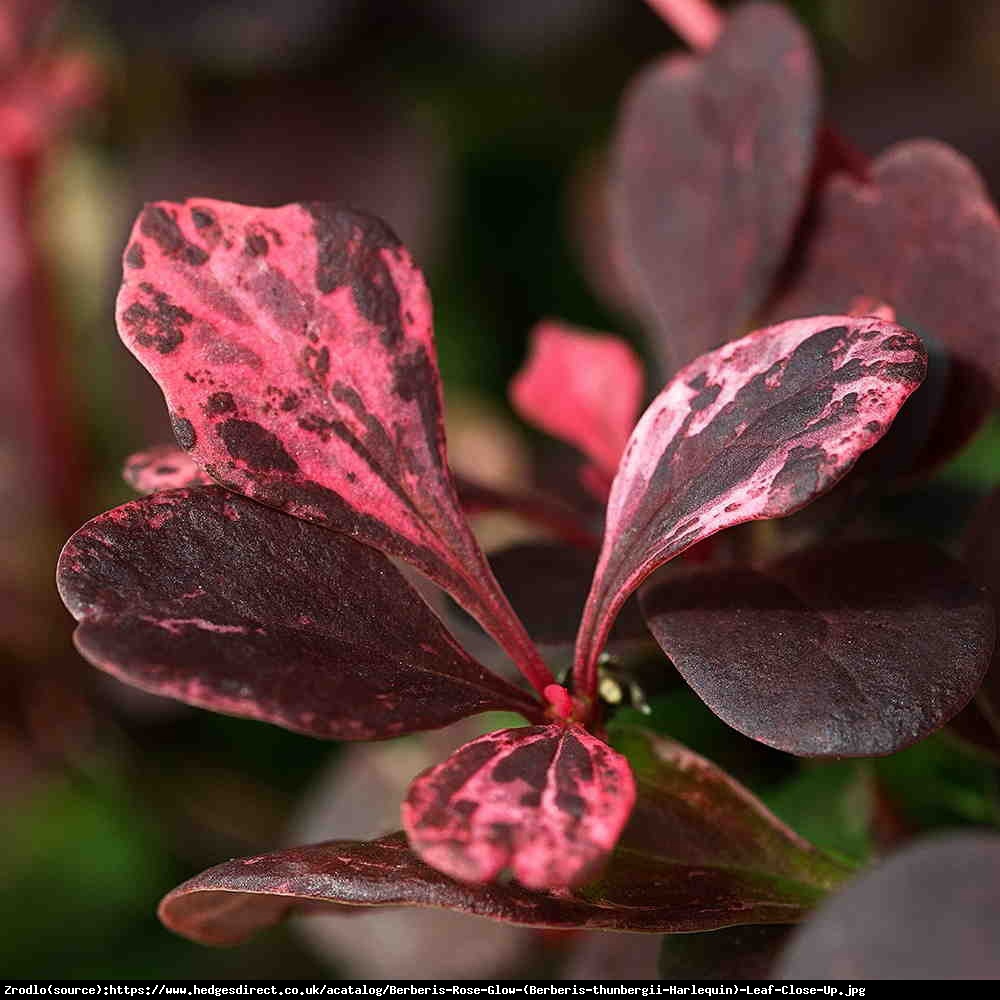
top-left (122, 443), bottom-right (212, 493)
top-left (659, 924), bottom-right (792, 980)
top-left (611, 727), bottom-right (851, 893)
top-left (454, 475), bottom-right (599, 549)
top-left (640, 540), bottom-right (993, 756)
top-left (774, 141), bottom-right (1000, 473)
top-left (402, 723), bottom-right (635, 890)
top-left (951, 487), bottom-right (1000, 759)
top-left (509, 321), bottom-right (644, 499)
top-left (777, 834), bottom-right (1000, 979)
top-left (574, 316), bottom-right (927, 696)
top-left (116, 198), bottom-right (550, 690)
top-left (612, 2), bottom-right (818, 377)
top-left (762, 763), bottom-right (874, 864)
top-left (873, 733), bottom-right (1000, 830)
top-left (57, 487), bottom-right (542, 739)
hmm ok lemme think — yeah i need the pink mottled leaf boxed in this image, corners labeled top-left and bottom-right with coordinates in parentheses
top-left (158, 727), bottom-right (845, 946)
top-left (639, 541), bottom-right (994, 756)
top-left (402, 723), bottom-right (635, 890)
top-left (612, 2), bottom-right (818, 377)
top-left (57, 487), bottom-right (542, 739)
top-left (116, 198), bottom-right (551, 693)
top-left (773, 141), bottom-right (1000, 472)
top-left (509, 321), bottom-right (644, 500)
top-left (574, 315), bottom-right (926, 693)
top-left (777, 834), bottom-right (1000, 979)
top-left (122, 443), bottom-right (212, 493)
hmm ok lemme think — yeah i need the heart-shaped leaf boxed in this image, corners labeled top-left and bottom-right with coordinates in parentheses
top-left (509, 321), bottom-right (644, 500)
top-left (773, 141), bottom-right (1000, 472)
top-left (57, 487), bottom-right (542, 738)
top-left (158, 727), bottom-right (847, 946)
top-left (402, 723), bottom-right (635, 890)
top-left (777, 834), bottom-right (1000, 979)
top-left (639, 540), bottom-right (994, 756)
top-left (116, 199), bottom-right (551, 692)
top-left (122, 443), bottom-right (212, 493)
top-left (612, 2), bottom-right (819, 377)
top-left (573, 315), bottom-right (927, 694)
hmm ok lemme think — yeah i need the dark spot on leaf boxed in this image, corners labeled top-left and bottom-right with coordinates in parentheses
top-left (556, 791), bottom-right (586, 821)
top-left (206, 392), bottom-right (236, 416)
top-left (690, 381), bottom-right (722, 411)
top-left (125, 242), bottom-right (145, 269)
top-left (218, 419), bottom-right (298, 473)
top-left (493, 738), bottom-right (558, 790)
top-left (140, 205), bottom-right (208, 266)
top-left (191, 208), bottom-right (216, 229)
top-left (122, 285), bottom-right (192, 355)
top-left (171, 415), bottom-right (196, 450)
top-left (280, 392), bottom-right (300, 412)
top-left (520, 791), bottom-right (542, 807)
top-left (245, 233), bottom-right (269, 257)
top-left (453, 800), bottom-right (478, 817)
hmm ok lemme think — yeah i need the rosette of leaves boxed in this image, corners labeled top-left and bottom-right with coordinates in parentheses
top-left (57, 199), bottom-right (992, 945)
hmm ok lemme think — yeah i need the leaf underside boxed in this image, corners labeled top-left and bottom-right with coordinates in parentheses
top-left (116, 198), bottom-right (542, 683)
top-left (402, 723), bottom-right (636, 890)
top-left (574, 315), bottom-right (927, 687)
top-left (612, 1), bottom-right (819, 377)
top-left (640, 540), bottom-right (995, 757)
top-left (773, 140), bottom-right (1000, 472)
top-left (777, 834), bottom-right (1000, 979)
top-left (159, 728), bottom-right (844, 945)
top-left (57, 487), bottom-right (541, 738)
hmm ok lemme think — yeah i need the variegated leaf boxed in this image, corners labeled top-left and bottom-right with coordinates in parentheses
top-left (573, 315), bottom-right (926, 695)
top-left (116, 199), bottom-right (551, 692)
top-left (402, 723), bottom-right (635, 890)
top-left (57, 487), bottom-right (542, 738)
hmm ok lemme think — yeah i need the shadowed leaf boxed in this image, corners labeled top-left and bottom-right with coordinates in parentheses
top-left (574, 315), bottom-right (927, 693)
top-left (773, 141), bottom-right (1000, 473)
top-left (777, 834), bottom-right (1000, 979)
top-left (57, 487), bottom-right (541, 739)
top-left (122, 443), bottom-right (212, 493)
top-left (509, 321), bottom-right (644, 500)
top-left (612, 2), bottom-right (818, 377)
top-left (659, 925), bottom-right (792, 980)
top-left (158, 728), bottom-right (847, 946)
top-left (639, 541), bottom-right (993, 756)
top-left (116, 198), bottom-right (549, 689)
top-left (402, 723), bottom-right (635, 890)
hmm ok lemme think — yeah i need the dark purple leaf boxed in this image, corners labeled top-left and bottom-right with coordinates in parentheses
top-left (116, 198), bottom-right (552, 693)
top-left (639, 540), bottom-right (994, 756)
top-left (509, 321), bottom-right (644, 500)
top-left (658, 925), bottom-right (792, 980)
top-left (454, 475), bottom-right (600, 550)
top-left (951, 488), bottom-right (1000, 759)
top-left (773, 141), bottom-right (1000, 472)
top-left (402, 723), bottom-right (635, 890)
top-left (573, 315), bottom-right (927, 698)
top-left (159, 728), bottom-right (846, 945)
top-left (122, 443), bottom-right (212, 493)
top-left (489, 543), bottom-right (648, 650)
top-left (612, 1), bottom-right (819, 377)
top-left (57, 486), bottom-right (542, 738)
top-left (777, 834), bottom-right (1000, 979)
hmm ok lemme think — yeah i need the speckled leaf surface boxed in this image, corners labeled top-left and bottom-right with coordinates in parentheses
top-left (777, 834), bottom-right (1000, 979)
top-left (116, 199), bottom-right (549, 689)
top-left (612, 2), bottom-right (818, 377)
top-left (57, 487), bottom-right (541, 738)
top-left (159, 731), bottom-right (844, 946)
top-left (122, 443), bottom-right (212, 493)
top-left (510, 321), bottom-right (644, 500)
top-left (402, 723), bottom-right (635, 890)
top-left (773, 141), bottom-right (1000, 471)
top-left (573, 316), bottom-right (926, 692)
top-left (639, 541), bottom-right (994, 756)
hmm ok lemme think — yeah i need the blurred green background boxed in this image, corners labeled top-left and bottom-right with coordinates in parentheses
top-left (3, 0), bottom-right (1000, 979)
